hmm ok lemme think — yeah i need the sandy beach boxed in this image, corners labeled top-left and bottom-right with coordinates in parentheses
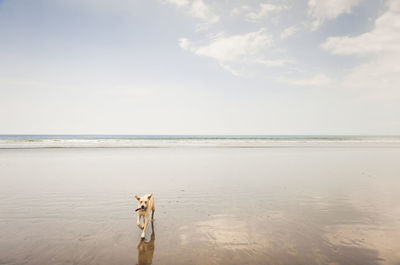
top-left (0, 144), bottom-right (400, 265)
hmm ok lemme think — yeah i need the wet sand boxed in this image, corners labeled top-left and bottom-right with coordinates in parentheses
top-left (0, 146), bottom-right (400, 265)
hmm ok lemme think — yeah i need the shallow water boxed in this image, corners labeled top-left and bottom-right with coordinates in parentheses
top-left (0, 147), bottom-right (399, 265)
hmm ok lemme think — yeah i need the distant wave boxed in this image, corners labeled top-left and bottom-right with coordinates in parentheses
top-left (1, 135), bottom-right (400, 149)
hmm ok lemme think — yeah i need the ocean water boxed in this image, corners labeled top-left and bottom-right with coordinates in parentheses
top-left (0, 137), bottom-right (400, 264)
top-left (1, 135), bottom-right (400, 148)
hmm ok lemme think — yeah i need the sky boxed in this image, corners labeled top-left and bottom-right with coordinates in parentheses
top-left (0, 0), bottom-right (399, 135)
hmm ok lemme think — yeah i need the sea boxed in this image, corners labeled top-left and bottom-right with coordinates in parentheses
top-left (1, 134), bottom-right (400, 148)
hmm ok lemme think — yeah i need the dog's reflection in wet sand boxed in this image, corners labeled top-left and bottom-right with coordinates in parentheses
top-left (137, 221), bottom-right (155, 265)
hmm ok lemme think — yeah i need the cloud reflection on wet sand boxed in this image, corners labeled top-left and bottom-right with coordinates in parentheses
top-left (167, 198), bottom-right (393, 265)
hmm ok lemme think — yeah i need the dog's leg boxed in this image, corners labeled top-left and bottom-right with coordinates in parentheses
top-left (137, 214), bottom-right (144, 230)
top-left (151, 201), bottom-right (155, 221)
top-left (137, 214), bottom-right (141, 228)
top-left (150, 220), bottom-right (155, 236)
top-left (141, 214), bottom-right (149, 239)
top-left (141, 215), bottom-right (145, 229)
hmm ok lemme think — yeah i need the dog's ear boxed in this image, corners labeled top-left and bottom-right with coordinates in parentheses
top-left (135, 195), bottom-right (140, 201)
top-left (147, 194), bottom-right (152, 199)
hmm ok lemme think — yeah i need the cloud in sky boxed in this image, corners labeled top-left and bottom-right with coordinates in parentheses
top-left (280, 26), bottom-right (297, 39)
top-left (246, 3), bottom-right (288, 21)
top-left (165, 0), bottom-right (219, 30)
top-left (308, 0), bottom-right (363, 29)
top-left (179, 29), bottom-right (296, 75)
top-left (0, 0), bottom-right (399, 134)
top-left (322, 0), bottom-right (400, 104)
top-left (180, 29), bottom-right (272, 63)
top-left (322, 0), bottom-right (400, 55)
top-left (231, 5), bottom-right (250, 16)
top-left (165, 0), bottom-right (189, 8)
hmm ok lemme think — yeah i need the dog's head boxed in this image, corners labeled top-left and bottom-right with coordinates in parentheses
top-left (135, 194), bottom-right (152, 211)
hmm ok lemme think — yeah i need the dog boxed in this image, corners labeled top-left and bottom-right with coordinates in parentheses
top-left (135, 193), bottom-right (155, 239)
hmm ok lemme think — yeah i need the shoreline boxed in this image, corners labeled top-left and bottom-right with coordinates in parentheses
top-left (1, 137), bottom-right (400, 149)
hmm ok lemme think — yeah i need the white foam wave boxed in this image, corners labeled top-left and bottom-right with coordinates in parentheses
top-left (1, 138), bottom-right (400, 148)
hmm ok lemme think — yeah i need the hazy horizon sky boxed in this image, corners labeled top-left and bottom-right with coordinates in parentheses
top-left (0, 0), bottom-right (399, 135)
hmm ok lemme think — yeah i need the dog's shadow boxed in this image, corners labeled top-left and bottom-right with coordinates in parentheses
top-left (136, 221), bottom-right (155, 265)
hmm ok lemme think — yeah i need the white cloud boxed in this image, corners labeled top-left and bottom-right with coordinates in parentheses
top-left (179, 37), bottom-right (191, 50)
top-left (322, 0), bottom-right (400, 56)
top-left (280, 26), bottom-right (297, 39)
top-left (247, 3), bottom-right (288, 21)
top-left (308, 0), bottom-right (363, 29)
top-left (189, 0), bottom-right (213, 20)
top-left (165, 0), bottom-right (219, 30)
top-left (231, 5), bottom-right (250, 16)
top-left (322, 0), bottom-right (400, 102)
top-left (179, 29), bottom-right (296, 75)
top-left (180, 29), bottom-right (272, 63)
top-left (165, 0), bottom-right (189, 8)
top-left (190, 0), bottom-right (219, 29)
top-left (279, 74), bottom-right (331, 86)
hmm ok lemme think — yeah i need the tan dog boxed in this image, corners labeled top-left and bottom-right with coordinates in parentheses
top-left (135, 193), bottom-right (155, 239)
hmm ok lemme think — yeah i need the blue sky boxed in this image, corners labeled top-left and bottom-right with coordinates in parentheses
top-left (0, 0), bottom-right (399, 134)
